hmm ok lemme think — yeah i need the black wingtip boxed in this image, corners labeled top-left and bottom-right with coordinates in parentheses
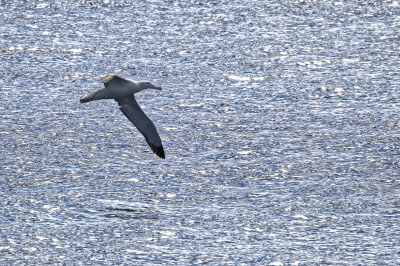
top-left (152, 144), bottom-right (165, 159)
top-left (80, 98), bottom-right (90, 103)
top-left (157, 147), bottom-right (165, 159)
top-left (149, 142), bottom-right (165, 159)
top-left (143, 136), bottom-right (165, 159)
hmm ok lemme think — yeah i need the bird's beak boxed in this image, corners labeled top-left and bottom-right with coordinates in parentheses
top-left (154, 86), bottom-right (162, 90)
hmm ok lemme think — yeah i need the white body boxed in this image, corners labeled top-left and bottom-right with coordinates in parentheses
top-left (81, 76), bottom-right (161, 102)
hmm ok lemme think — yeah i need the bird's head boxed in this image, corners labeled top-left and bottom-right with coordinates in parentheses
top-left (138, 81), bottom-right (162, 91)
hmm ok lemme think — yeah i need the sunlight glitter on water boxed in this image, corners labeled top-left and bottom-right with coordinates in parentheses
top-left (1, 0), bottom-right (400, 264)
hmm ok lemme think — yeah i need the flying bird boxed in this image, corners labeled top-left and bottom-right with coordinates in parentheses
top-left (80, 74), bottom-right (165, 159)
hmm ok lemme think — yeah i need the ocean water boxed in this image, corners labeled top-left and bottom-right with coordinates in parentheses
top-left (1, 0), bottom-right (400, 264)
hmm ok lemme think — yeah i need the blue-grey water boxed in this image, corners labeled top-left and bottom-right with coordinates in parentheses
top-left (1, 0), bottom-right (400, 264)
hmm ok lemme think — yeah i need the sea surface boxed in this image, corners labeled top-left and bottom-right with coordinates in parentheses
top-left (1, 0), bottom-right (400, 264)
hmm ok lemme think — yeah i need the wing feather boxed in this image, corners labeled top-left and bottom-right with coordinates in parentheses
top-left (117, 96), bottom-right (165, 159)
top-left (99, 75), bottom-right (128, 87)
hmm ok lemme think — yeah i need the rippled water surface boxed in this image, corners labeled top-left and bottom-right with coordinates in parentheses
top-left (1, 0), bottom-right (400, 264)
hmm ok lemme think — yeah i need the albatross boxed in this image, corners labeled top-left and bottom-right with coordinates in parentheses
top-left (80, 74), bottom-right (165, 159)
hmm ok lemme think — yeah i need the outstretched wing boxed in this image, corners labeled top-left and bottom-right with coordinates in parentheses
top-left (116, 96), bottom-right (165, 159)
